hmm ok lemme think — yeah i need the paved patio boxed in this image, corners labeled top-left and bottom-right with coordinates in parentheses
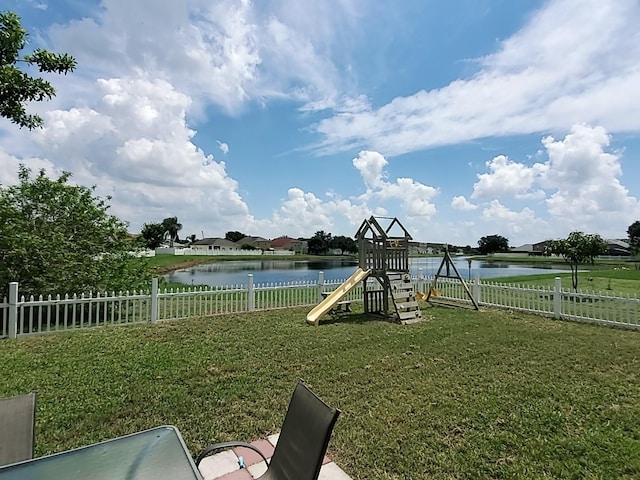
top-left (198, 432), bottom-right (352, 480)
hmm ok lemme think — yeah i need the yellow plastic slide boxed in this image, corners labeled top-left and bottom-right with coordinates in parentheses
top-left (306, 268), bottom-right (371, 326)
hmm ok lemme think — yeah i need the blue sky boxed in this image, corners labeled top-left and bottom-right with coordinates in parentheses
top-left (2, 0), bottom-right (639, 246)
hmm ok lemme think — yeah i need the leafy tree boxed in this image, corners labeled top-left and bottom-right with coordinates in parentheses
top-left (628, 220), bottom-right (640, 255)
top-left (161, 216), bottom-right (182, 247)
top-left (329, 235), bottom-right (357, 254)
top-left (225, 231), bottom-right (246, 242)
top-left (545, 231), bottom-right (608, 291)
top-left (308, 230), bottom-right (332, 255)
top-left (140, 222), bottom-right (165, 249)
top-left (1, 11), bottom-right (77, 129)
top-left (0, 165), bottom-right (150, 297)
top-left (477, 234), bottom-right (509, 255)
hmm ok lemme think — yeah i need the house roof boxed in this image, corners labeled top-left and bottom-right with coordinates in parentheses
top-left (191, 238), bottom-right (238, 247)
top-left (238, 236), bottom-right (269, 245)
top-left (511, 241), bottom-right (549, 252)
top-left (270, 236), bottom-right (298, 248)
top-left (606, 239), bottom-right (630, 248)
top-left (511, 244), bottom-right (534, 252)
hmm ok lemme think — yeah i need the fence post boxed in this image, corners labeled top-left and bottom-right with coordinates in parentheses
top-left (8, 282), bottom-right (18, 338)
top-left (553, 277), bottom-right (562, 319)
top-left (151, 277), bottom-right (158, 323)
top-left (473, 274), bottom-right (481, 305)
top-left (317, 272), bottom-right (325, 302)
top-left (247, 274), bottom-right (255, 311)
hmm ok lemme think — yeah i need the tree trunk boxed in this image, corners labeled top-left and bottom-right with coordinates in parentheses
top-left (571, 264), bottom-right (578, 291)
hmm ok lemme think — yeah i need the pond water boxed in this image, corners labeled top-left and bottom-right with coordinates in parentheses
top-left (164, 257), bottom-right (572, 287)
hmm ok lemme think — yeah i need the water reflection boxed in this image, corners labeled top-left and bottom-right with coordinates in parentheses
top-left (165, 257), bottom-right (570, 287)
top-left (165, 259), bottom-right (358, 286)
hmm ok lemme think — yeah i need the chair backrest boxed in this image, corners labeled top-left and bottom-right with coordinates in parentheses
top-left (0, 392), bottom-right (36, 467)
top-left (267, 381), bottom-right (340, 480)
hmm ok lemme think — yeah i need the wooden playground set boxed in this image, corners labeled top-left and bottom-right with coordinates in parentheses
top-left (306, 216), bottom-right (479, 326)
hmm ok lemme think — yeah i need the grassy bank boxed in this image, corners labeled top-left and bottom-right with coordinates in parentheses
top-left (470, 254), bottom-right (639, 269)
top-left (1, 306), bottom-right (639, 479)
top-left (489, 268), bottom-right (640, 296)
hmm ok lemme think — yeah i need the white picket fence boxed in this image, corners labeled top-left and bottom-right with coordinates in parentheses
top-left (418, 276), bottom-right (639, 329)
top-left (1, 274), bottom-right (638, 338)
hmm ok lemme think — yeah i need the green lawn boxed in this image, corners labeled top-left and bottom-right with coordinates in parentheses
top-left (489, 268), bottom-right (640, 296)
top-left (1, 306), bottom-right (639, 479)
top-left (470, 254), bottom-right (639, 268)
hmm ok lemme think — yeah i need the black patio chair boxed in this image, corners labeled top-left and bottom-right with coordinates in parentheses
top-left (0, 392), bottom-right (36, 467)
top-left (196, 380), bottom-right (340, 480)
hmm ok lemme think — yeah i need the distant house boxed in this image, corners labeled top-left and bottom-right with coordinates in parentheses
top-left (191, 238), bottom-right (240, 252)
top-left (270, 236), bottom-right (308, 254)
top-left (408, 241), bottom-right (431, 255)
top-left (605, 239), bottom-right (630, 256)
top-left (511, 239), bottom-right (630, 257)
top-left (510, 241), bottom-right (550, 256)
top-left (426, 242), bottom-right (449, 254)
top-left (510, 244), bottom-right (533, 254)
top-left (236, 236), bottom-right (271, 250)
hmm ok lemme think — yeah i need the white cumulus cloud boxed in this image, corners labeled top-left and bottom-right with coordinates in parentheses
top-left (451, 196), bottom-right (477, 211)
top-left (1, 77), bottom-right (249, 234)
top-left (469, 124), bottom-right (640, 240)
top-left (472, 155), bottom-right (546, 200)
top-left (481, 200), bottom-right (548, 240)
top-left (540, 125), bottom-right (640, 231)
top-left (217, 141), bottom-right (229, 154)
top-left (352, 151), bottom-right (438, 219)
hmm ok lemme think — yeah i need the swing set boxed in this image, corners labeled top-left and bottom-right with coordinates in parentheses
top-left (419, 247), bottom-right (479, 310)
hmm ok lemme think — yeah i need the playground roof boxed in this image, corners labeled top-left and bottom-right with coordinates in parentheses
top-left (355, 216), bottom-right (413, 241)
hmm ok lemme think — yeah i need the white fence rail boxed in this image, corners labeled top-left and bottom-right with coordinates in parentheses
top-left (421, 276), bottom-right (639, 329)
top-left (1, 274), bottom-right (638, 338)
top-left (0, 273), bottom-right (363, 338)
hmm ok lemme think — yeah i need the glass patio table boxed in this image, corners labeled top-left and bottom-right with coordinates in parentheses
top-left (0, 425), bottom-right (202, 480)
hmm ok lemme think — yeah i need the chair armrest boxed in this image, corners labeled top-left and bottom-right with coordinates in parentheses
top-left (195, 441), bottom-right (269, 467)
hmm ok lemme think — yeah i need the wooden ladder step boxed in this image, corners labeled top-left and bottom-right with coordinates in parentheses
top-left (391, 291), bottom-right (415, 300)
top-left (395, 300), bottom-right (420, 309)
top-left (398, 310), bottom-right (423, 320)
top-left (401, 318), bottom-right (424, 325)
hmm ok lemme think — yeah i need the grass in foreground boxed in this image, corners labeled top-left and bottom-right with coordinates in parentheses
top-left (1, 307), bottom-right (639, 479)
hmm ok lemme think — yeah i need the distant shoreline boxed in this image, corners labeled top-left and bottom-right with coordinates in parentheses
top-left (465, 254), bottom-right (637, 268)
top-left (152, 252), bottom-right (637, 276)
top-left (151, 254), bottom-right (356, 274)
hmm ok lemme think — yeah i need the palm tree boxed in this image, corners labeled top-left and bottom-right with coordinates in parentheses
top-left (162, 217), bottom-right (182, 247)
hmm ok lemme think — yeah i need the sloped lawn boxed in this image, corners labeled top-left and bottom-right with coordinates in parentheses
top-left (489, 268), bottom-right (640, 296)
top-left (1, 306), bottom-right (639, 479)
